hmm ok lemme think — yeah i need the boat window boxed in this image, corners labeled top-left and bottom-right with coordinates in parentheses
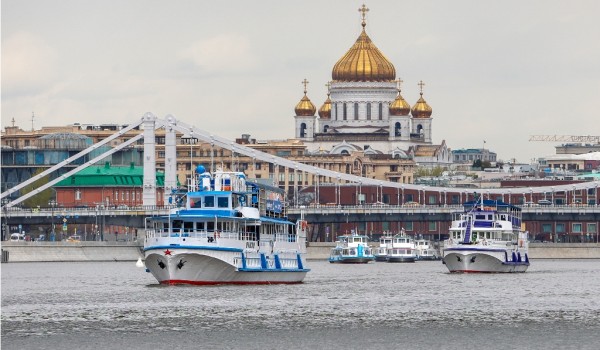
top-left (475, 214), bottom-right (486, 220)
top-left (173, 220), bottom-right (183, 229)
top-left (204, 196), bottom-right (215, 207)
top-left (196, 222), bottom-right (205, 230)
top-left (184, 222), bottom-right (194, 231)
top-left (207, 222), bottom-right (215, 232)
top-left (217, 196), bottom-right (229, 208)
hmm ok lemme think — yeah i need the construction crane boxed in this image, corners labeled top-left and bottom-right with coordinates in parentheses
top-left (529, 135), bottom-right (600, 143)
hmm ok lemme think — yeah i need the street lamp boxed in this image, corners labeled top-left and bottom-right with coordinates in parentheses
top-left (48, 199), bottom-right (56, 241)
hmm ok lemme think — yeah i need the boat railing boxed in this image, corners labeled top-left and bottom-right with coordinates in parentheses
top-left (145, 228), bottom-right (259, 242)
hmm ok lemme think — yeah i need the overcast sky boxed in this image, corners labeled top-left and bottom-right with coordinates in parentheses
top-left (2, 0), bottom-right (599, 163)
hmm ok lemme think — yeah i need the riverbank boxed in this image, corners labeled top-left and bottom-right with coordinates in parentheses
top-left (2, 242), bottom-right (600, 262)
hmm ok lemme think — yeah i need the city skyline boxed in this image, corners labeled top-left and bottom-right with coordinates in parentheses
top-left (2, 0), bottom-right (599, 163)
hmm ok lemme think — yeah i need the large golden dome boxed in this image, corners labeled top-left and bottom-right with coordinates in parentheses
top-left (331, 6), bottom-right (396, 82)
top-left (295, 79), bottom-right (316, 116)
top-left (411, 81), bottom-right (432, 118)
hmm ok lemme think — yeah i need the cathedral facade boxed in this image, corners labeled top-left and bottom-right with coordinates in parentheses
top-left (293, 5), bottom-right (451, 168)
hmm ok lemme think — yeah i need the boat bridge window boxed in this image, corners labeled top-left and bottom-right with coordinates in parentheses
top-left (217, 196), bottom-right (229, 208)
top-left (204, 196), bottom-right (215, 207)
top-left (190, 198), bottom-right (202, 208)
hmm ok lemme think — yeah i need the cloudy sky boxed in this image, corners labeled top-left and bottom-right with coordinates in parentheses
top-left (2, 0), bottom-right (599, 163)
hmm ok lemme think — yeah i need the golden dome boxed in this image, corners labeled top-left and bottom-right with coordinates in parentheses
top-left (331, 5), bottom-right (396, 82)
top-left (411, 80), bottom-right (432, 118)
top-left (389, 79), bottom-right (411, 116)
top-left (295, 79), bottom-right (316, 116)
top-left (318, 83), bottom-right (332, 119)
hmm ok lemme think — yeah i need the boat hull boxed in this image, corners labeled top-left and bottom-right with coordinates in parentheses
top-left (387, 256), bottom-right (415, 263)
top-left (417, 255), bottom-right (441, 261)
top-left (329, 257), bottom-right (374, 264)
top-left (145, 250), bottom-right (308, 285)
top-left (443, 249), bottom-right (529, 273)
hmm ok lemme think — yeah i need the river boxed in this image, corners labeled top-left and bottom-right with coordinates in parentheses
top-left (2, 259), bottom-right (599, 349)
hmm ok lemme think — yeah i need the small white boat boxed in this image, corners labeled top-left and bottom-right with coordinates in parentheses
top-left (329, 233), bottom-right (375, 264)
top-left (442, 198), bottom-right (530, 273)
top-left (414, 239), bottom-right (440, 261)
top-left (374, 232), bottom-right (394, 261)
top-left (143, 165), bottom-right (310, 285)
top-left (386, 233), bottom-right (416, 263)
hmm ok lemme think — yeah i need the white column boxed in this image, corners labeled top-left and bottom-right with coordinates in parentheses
top-left (142, 113), bottom-right (157, 206)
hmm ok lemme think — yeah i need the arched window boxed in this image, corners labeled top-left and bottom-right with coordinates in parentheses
top-left (324, 125), bottom-right (329, 133)
top-left (366, 103), bottom-right (371, 120)
top-left (341, 150), bottom-right (350, 155)
top-left (378, 103), bottom-right (383, 120)
top-left (354, 103), bottom-right (359, 120)
top-left (417, 124), bottom-right (423, 135)
top-left (300, 123), bottom-right (307, 138)
top-left (343, 103), bottom-right (347, 120)
top-left (395, 122), bottom-right (401, 136)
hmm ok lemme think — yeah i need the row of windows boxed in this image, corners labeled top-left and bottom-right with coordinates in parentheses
top-left (333, 102), bottom-right (385, 121)
top-left (541, 223), bottom-right (597, 234)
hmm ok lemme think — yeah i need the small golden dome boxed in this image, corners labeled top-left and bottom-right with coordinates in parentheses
top-left (389, 79), bottom-right (410, 116)
top-left (295, 79), bottom-right (316, 116)
top-left (331, 5), bottom-right (395, 82)
top-left (411, 80), bottom-right (432, 118)
top-left (318, 83), bottom-right (332, 119)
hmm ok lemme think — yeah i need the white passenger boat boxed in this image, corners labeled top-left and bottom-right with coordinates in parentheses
top-left (329, 233), bottom-right (375, 264)
top-left (442, 199), bottom-right (530, 273)
top-left (374, 232), bottom-right (394, 261)
top-left (414, 239), bottom-right (440, 261)
top-left (386, 233), bottom-right (416, 263)
top-left (144, 165), bottom-right (310, 285)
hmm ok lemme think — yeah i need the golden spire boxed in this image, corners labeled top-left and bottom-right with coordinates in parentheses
top-left (319, 81), bottom-right (332, 119)
top-left (331, 5), bottom-right (395, 82)
top-left (411, 80), bottom-right (433, 118)
top-left (389, 78), bottom-right (411, 116)
top-left (294, 78), bottom-right (316, 116)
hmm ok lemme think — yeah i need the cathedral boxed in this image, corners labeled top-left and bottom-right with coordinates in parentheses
top-left (293, 5), bottom-right (452, 167)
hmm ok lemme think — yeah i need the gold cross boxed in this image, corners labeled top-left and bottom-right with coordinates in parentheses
top-left (418, 80), bottom-right (426, 94)
top-left (396, 78), bottom-right (404, 91)
top-left (325, 81), bottom-right (331, 92)
top-left (359, 4), bottom-right (369, 28)
top-left (302, 78), bottom-right (309, 93)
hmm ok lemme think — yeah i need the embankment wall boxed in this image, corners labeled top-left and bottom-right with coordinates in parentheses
top-left (1, 242), bottom-right (599, 262)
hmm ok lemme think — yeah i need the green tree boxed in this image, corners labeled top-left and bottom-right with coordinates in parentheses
top-left (19, 169), bottom-right (53, 208)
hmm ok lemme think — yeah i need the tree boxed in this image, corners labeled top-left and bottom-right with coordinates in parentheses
top-left (19, 169), bottom-right (53, 208)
